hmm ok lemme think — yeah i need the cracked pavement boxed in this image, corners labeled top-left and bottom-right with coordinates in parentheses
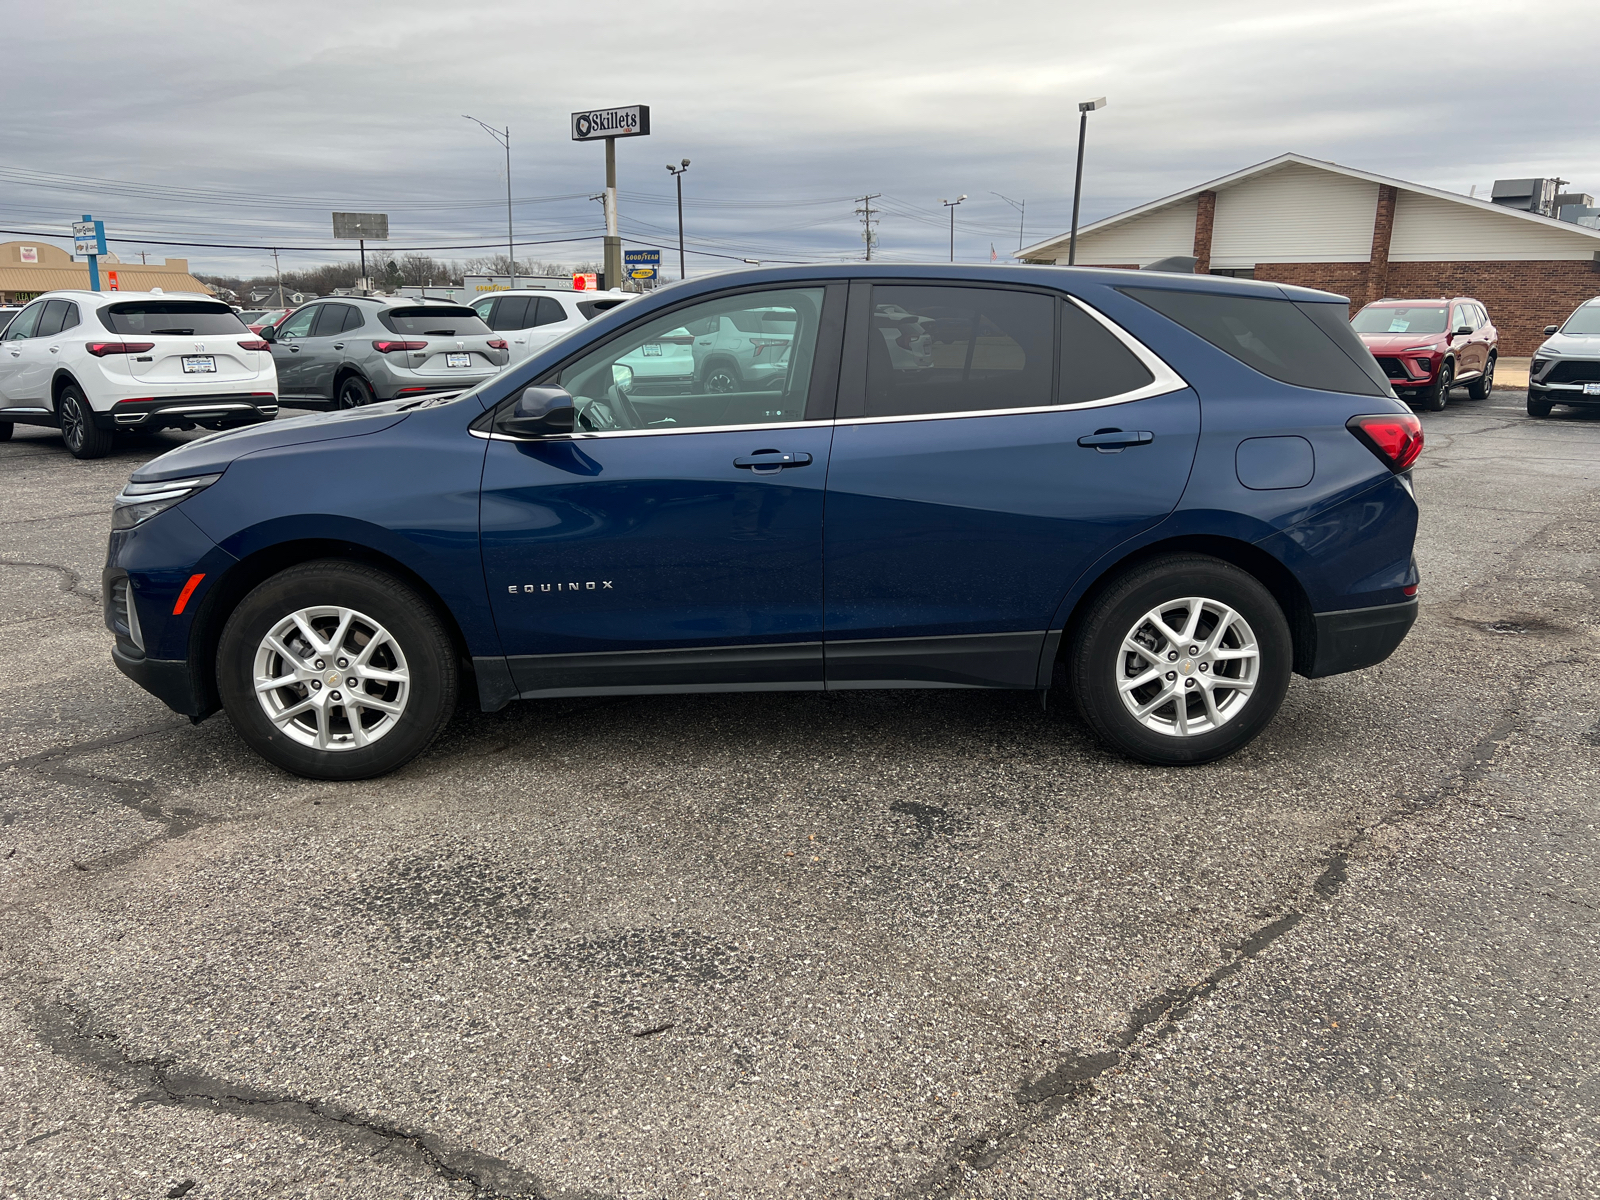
top-left (1, 392), bottom-right (1597, 1198)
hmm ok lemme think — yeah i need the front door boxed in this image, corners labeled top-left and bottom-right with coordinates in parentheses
top-left (823, 283), bottom-right (1200, 689)
top-left (268, 306), bottom-right (319, 395)
top-left (479, 283), bottom-right (844, 697)
top-left (0, 301), bottom-right (45, 403)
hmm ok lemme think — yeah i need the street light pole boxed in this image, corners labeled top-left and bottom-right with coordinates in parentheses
top-left (941, 195), bottom-right (966, 262)
top-left (992, 192), bottom-right (1025, 255)
top-left (666, 159), bottom-right (690, 281)
top-left (1067, 97), bottom-right (1106, 267)
top-left (464, 115), bottom-right (514, 284)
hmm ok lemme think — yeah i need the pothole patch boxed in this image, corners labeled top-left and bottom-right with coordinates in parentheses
top-left (346, 847), bottom-right (545, 962)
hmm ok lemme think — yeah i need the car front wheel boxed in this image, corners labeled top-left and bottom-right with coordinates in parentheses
top-left (1421, 359), bottom-right (1453, 412)
top-left (1527, 391), bottom-right (1552, 418)
top-left (1068, 554), bottom-right (1293, 766)
top-left (217, 561), bottom-right (458, 780)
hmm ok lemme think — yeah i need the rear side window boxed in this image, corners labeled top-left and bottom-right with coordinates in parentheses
top-left (35, 299), bottom-right (69, 337)
top-left (533, 296), bottom-right (567, 326)
top-left (1060, 300), bottom-right (1153, 404)
top-left (1122, 287), bottom-right (1386, 397)
top-left (577, 298), bottom-right (627, 320)
top-left (100, 301), bottom-right (247, 336)
top-left (379, 306), bottom-right (490, 336)
top-left (865, 286), bottom-right (1054, 418)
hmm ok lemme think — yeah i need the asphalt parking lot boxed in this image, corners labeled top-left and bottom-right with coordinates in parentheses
top-left (2, 391), bottom-right (1598, 1199)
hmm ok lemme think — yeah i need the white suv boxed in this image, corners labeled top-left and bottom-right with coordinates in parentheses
top-left (469, 289), bottom-right (635, 368)
top-left (0, 290), bottom-right (278, 459)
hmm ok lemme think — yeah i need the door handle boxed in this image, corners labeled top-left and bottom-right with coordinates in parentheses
top-left (1077, 429), bottom-right (1154, 453)
top-left (333, 342), bottom-right (345, 350)
top-left (734, 450), bottom-right (813, 474)
top-left (287, 345), bottom-right (301, 352)
top-left (48, 345), bottom-right (60, 353)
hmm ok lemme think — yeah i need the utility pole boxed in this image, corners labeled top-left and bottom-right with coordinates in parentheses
top-left (272, 249), bottom-right (284, 308)
top-left (941, 195), bottom-right (966, 262)
top-left (855, 194), bottom-right (880, 261)
top-left (666, 159), bottom-right (690, 280)
top-left (464, 115), bottom-right (515, 284)
top-left (992, 192), bottom-right (1025, 254)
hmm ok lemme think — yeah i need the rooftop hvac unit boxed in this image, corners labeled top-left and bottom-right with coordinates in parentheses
top-left (1490, 178), bottom-right (1561, 217)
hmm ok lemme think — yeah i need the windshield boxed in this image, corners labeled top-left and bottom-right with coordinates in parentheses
top-left (1351, 305), bottom-right (1447, 335)
top-left (100, 301), bottom-right (249, 336)
top-left (379, 306), bottom-right (491, 336)
top-left (1560, 305), bottom-right (1600, 335)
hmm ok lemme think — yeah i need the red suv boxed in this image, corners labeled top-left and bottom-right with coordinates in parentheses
top-left (1351, 296), bottom-right (1497, 411)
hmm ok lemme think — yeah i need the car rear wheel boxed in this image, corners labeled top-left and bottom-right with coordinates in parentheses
top-left (1527, 391), bottom-right (1553, 418)
top-left (1068, 554), bottom-right (1293, 766)
top-left (337, 375), bottom-right (375, 409)
top-left (217, 561), bottom-right (458, 780)
top-left (58, 386), bottom-right (113, 459)
top-left (1466, 354), bottom-right (1495, 400)
top-left (702, 360), bottom-right (742, 393)
top-left (1421, 359), bottom-right (1452, 411)
top-left (0, 421), bottom-right (12, 441)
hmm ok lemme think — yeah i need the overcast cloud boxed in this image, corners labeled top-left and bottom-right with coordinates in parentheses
top-left (2, 0), bottom-right (1595, 279)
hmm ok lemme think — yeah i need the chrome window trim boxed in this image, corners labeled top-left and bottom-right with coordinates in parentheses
top-left (473, 291), bottom-right (1188, 442)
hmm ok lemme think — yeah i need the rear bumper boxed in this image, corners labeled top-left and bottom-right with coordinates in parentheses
top-left (100, 394), bottom-right (278, 432)
top-left (1306, 599), bottom-right (1417, 678)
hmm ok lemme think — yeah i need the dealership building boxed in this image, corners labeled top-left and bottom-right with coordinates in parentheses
top-left (1019, 154), bottom-right (1600, 355)
top-left (0, 241), bottom-right (213, 305)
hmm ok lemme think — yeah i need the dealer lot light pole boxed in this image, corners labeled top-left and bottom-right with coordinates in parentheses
top-left (666, 159), bottom-right (690, 281)
top-left (940, 195), bottom-right (966, 262)
top-left (1068, 97), bottom-right (1106, 266)
top-left (464, 115), bottom-right (514, 283)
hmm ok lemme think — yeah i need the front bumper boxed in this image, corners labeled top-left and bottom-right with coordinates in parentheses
top-left (111, 645), bottom-right (211, 718)
top-left (1306, 599), bottom-right (1418, 678)
top-left (102, 393), bottom-right (278, 432)
top-left (1529, 373), bottom-right (1600, 406)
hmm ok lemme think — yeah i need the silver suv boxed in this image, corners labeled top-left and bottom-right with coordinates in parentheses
top-left (264, 296), bottom-right (508, 408)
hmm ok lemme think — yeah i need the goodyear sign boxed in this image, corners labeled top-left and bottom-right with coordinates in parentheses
top-left (571, 105), bottom-right (650, 141)
top-left (624, 248), bottom-right (660, 279)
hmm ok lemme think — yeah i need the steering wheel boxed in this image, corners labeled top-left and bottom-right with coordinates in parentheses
top-left (575, 383), bottom-right (643, 431)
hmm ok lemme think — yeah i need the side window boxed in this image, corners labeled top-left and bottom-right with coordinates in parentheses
top-left (311, 305), bottom-right (350, 337)
top-left (492, 297), bottom-right (531, 331)
top-left (60, 302), bottom-right (80, 331)
top-left (1122, 287), bottom-right (1387, 397)
top-left (472, 298), bottom-right (497, 325)
top-left (533, 296), bottom-right (567, 326)
top-left (1059, 301), bottom-right (1154, 404)
top-left (276, 307), bottom-right (318, 340)
top-left (556, 287), bottom-right (827, 432)
top-left (34, 300), bottom-right (68, 338)
top-left (865, 286), bottom-right (1054, 418)
top-left (3, 303), bottom-right (42, 342)
top-left (342, 305), bottom-right (366, 333)
top-left (1451, 305), bottom-right (1471, 333)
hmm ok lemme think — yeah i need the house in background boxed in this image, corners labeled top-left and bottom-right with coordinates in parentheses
top-left (1019, 154), bottom-right (1600, 355)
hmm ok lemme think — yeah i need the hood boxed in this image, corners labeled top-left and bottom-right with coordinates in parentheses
top-left (129, 402), bottom-right (413, 483)
top-left (1537, 332), bottom-right (1600, 358)
top-left (1358, 332), bottom-right (1445, 351)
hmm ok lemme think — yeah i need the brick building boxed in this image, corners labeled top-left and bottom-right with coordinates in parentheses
top-left (1018, 154), bottom-right (1600, 355)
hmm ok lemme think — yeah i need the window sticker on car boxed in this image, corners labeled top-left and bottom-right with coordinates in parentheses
top-left (1387, 317), bottom-right (1412, 332)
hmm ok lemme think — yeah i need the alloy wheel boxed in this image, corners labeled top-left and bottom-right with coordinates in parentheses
top-left (704, 367), bottom-right (739, 394)
top-left (252, 605), bottom-right (410, 751)
top-left (60, 396), bottom-right (84, 451)
top-left (1114, 596), bottom-right (1260, 736)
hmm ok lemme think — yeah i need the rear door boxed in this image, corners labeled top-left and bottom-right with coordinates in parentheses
top-left (110, 300), bottom-right (259, 387)
top-left (822, 282), bottom-right (1199, 689)
top-left (293, 303), bottom-right (356, 399)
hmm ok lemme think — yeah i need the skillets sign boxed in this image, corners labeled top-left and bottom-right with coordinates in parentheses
top-left (570, 105), bottom-right (650, 141)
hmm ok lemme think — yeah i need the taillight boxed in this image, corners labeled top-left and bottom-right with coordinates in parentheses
top-left (1348, 413), bottom-right (1424, 473)
top-left (372, 340), bottom-right (427, 353)
top-left (237, 339), bottom-right (269, 351)
top-left (86, 342), bottom-right (155, 357)
top-left (486, 338), bottom-right (508, 350)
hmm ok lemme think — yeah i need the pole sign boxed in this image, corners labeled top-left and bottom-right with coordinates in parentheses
top-left (624, 248), bottom-right (660, 279)
top-left (570, 105), bottom-right (650, 141)
top-left (74, 216), bottom-right (107, 291)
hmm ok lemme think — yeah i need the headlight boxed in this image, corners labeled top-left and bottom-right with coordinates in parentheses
top-left (111, 474), bottom-right (221, 530)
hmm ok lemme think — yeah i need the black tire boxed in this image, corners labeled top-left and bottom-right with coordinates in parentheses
top-left (1466, 354), bottom-right (1495, 400)
top-left (1527, 390), bottom-right (1553, 418)
top-left (1420, 359), bottom-right (1453, 411)
top-left (1068, 554), bottom-right (1293, 766)
top-left (0, 421), bottom-right (12, 441)
top-left (57, 385), bottom-right (113, 459)
top-left (702, 359), bottom-right (742, 394)
top-left (336, 374), bottom-right (375, 409)
top-left (217, 560), bottom-right (458, 780)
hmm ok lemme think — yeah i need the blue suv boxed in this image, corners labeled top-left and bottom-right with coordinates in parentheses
top-left (104, 266), bottom-right (1422, 780)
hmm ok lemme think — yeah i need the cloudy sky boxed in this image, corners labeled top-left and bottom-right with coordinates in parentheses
top-left (2, 0), bottom-right (1595, 280)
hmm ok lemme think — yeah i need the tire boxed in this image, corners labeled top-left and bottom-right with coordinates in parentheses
top-left (1068, 554), bottom-right (1293, 766)
top-left (217, 560), bottom-right (458, 780)
top-left (702, 359), bottom-right (742, 394)
top-left (1420, 359), bottom-right (1453, 411)
top-left (1527, 390), bottom-right (1553, 418)
top-left (336, 374), bottom-right (375, 409)
top-left (0, 421), bottom-right (12, 441)
top-left (57, 385), bottom-right (113, 459)
top-left (1466, 354), bottom-right (1495, 400)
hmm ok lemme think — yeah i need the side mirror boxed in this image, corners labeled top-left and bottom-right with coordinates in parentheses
top-left (496, 385), bottom-right (575, 438)
top-left (260, 325), bottom-right (277, 342)
top-left (1545, 324), bottom-right (1560, 335)
top-left (1454, 326), bottom-right (1472, 336)
top-left (611, 363), bottom-right (635, 394)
